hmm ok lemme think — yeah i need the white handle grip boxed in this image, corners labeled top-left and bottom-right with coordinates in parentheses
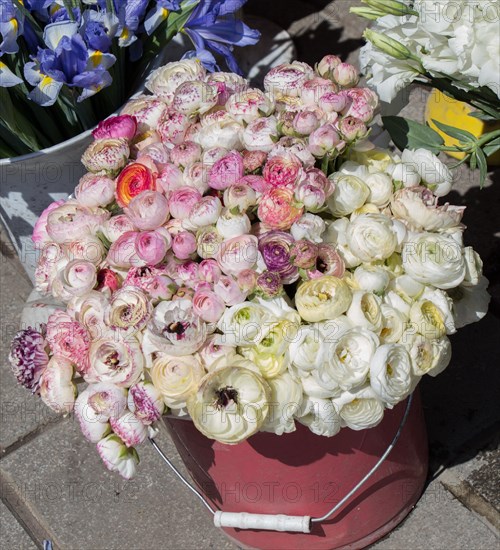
top-left (214, 511), bottom-right (311, 533)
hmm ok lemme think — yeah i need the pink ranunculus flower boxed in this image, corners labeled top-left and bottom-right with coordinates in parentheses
top-left (206, 71), bottom-right (249, 105)
top-left (240, 175), bottom-right (271, 194)
top-left (39, 355), bottom-right (76, 414)
top-left (102, 214), bottom-right (137, 242)
top-left (172, 80), bottom-right (218, 116)
top-left (125, 190), bottom-right (169, 231)
top-left (258, 188), bottom-right (304, 230)
top-left (308, 124), bottom-right (344, 157)
top-left (187, 195), bottom-right (222, 229)
top-left (156, 163), bottom-right (185, 195)
top-left (226, 88), bottom-right (275, 124)
top-left (217, 234), bottom-right (259, 275)
top-left (242, 150), bottom-right (268, 172)
top-left (86, 337), bottom-right (144, 387)
top-left (175, 260), bottom-right (200, 286)
top-left (301, 77), bottom-right (337, 105)
top-left (344, 97), bottom-right (375, 123)
top-left (52, 260), bottom-right (97, 303)
top-left (214, 275), bottom-right (247, 305)
top-left (193, 289), bottom-right (226, 323)
top-left (172, 231), bottom-right (197, 260)
top-left (263, 151), bottom-right (304, 188)
top-left (263, 61), bottom-right (314, 97)
top-left (110, 411), bottom-right (148, 447)
top-left (64, 234), bottom-right (106, 265)
top-left (81, 138), bottom-right (130, 175)
top-left (316, 54), bottom-right (342, 79)
top-left (92, 115), bottom-right (137, 141)
top-left (295, 181), bottom-right (326, 211)
top-left (208, 151), bottom-right (244, 190)
top-left (198, 259), bottom-right (221, 284)
top-left (108, 231), bottom-right (141, 268)
top-left (34, 243), bottom-right (66, 294)
top-left (275, 137), bottom-right (316, 167)
top-left (170, 140), bottom-right (202, 167)
top-left (75, 173), bottom-right (115, 208)
top-left (128, 381), bottom-right (165, 424)
top-left (96, 268), bottom-right (122, 294)
top-left (223, 184), bottom-right (257, 213)
top-left (306, 244), bottom-right (345, 279)
top-left (293, 110), bottom-right (320, 136)
top-left (333, 62), bottom-right (359, 87)
top-left (32, 200), bottom-right (65, 244)
top-left (136, 142), bottom-right (171, 169)
top-left (46, 201), bottom-right (110, 244)
top-left (124, 266), bottom-right (174, 301)
top-left (241, 116), bottom-right (278, 152)
top-left (135, 231), bottom-right (170, 265)
top-left (168, 187), bottom-right (203, 220)
top-left (183, 161), bottom-right (209, 195)
top-left (157, 108), bottom-right (191, 145)
top-left (46, 310), bottom-right (90, 374)
top-left (338, 116), bottom-right (368, 142)
top-left (318, 91), bottom-right (350, 114)
top-left (237, 269), bottom-right (258, 293)
top-left (120, 96), bottom-right (167, 134)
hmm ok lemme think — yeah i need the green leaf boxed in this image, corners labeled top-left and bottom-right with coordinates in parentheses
top-left (483, 137), bottom-right (500, 158)
top-left (468, 111), bottom-right (498, 122)
top-left (431, 119), bottom-right (477, 143)
top-left (0, 89), bottom-right (43, 153)
top-left (469, 152), bottom-right (477, 170)
top-left (475, 149), bottom-right (488, 188)
top-left (382, 116), bottom-right (444, 153)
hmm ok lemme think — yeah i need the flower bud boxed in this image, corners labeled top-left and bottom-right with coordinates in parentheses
top-left (97, 434), bottom-right (139, 479)
top-left (308, 124), bottom-right (343, 157)
top-left (172, 231), bottom-right (197, 260)
top-left (256, 271), bottom-right (283, 297)
top-left (293, 110), bottom-right (320, 135)
top-left (168, 187), bottom-right (203, 220)
top-left (364, 29), bottom-right (421, 62)
top-left (82, 138), bottom-right (129, 175)
top-left (301, 77), bottom-right (336, 105)
top-left (223, 184), bottom-right (257, 213)
top-left (170, 140), bottom-right (202, 167)
top-left (75, 173), bottom-right (115, 208)
top-left (157, 108), bottom-right (191, 145)
top-left (193, 289), bottom-right (226, 323)
top-left (332, 63), bottom-right (359, 87)
top-left (316, 55), bottom-right (342, 79)
top-left (93, 115), bottom-right (137, 141)
top-left (242, 150), bottom-right (268, 172)
top-left (110, 411), bottom-right (148, 447)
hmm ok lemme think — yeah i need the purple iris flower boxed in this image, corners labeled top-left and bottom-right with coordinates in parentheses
top-left (0, 0), bottom-right (23, 54)
top-left (82, 20), bottom-right (112, 52)
top-left (183, 0), bottom-right (260, 74)
top-left (49, 7), bottom-right (82, 25)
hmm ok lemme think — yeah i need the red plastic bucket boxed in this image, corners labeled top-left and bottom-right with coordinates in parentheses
top-left (163, 391), bottom-right (428, 550)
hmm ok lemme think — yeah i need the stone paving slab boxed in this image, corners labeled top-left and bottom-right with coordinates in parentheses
top-left (0, 418), bottom-right (234, 550)
top-left (0, 499), bottom-right (37, 550)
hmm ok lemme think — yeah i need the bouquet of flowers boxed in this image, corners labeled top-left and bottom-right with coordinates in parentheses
top-left (353, 0), bottom-right (500, 183)
top-left (0, 0), bottom-right (259, 157)
top-left (10, 55), bottom-right (489, 480)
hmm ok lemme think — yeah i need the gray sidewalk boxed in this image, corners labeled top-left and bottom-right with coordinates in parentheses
top-left (1, 1), bottom-right (499, 548)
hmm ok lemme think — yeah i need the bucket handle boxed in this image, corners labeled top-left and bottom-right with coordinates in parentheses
top-left (149, 393), bottom-right (414, 533)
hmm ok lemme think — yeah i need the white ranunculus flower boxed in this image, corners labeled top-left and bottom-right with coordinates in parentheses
top-left (262, 372), bottom-right (303, 435)
top-left (295, 276), bottom-right (352, 323)
top-left (380, 304), bottom-right (407, 344)
top-left (195, 119), bottom-right (243, 151)
top-left (290, 213), bottom-right (326, 243)
top-left (448, 276), bottom-right (490, 329)
top-left (409, 287), bottom-right (456, 340)
top-left (347, 214), bottom-right (398, 262)
top-left (346, 291), bottom-right (383, 333)
top-left (354, 265), bottom-right (390, 294)
top-left (388, 162), bottom-right (421, 188)
top-left (400, 329), bottom-right (452, 378)
top-left (217, 301), bottom-right (277, 346)
top-left (317, 327), bottom-right (379, 392)
top-left (289, 324), bottom-right (326, 373)
top-left (333, 386), bottom-right (385, 431)
top-left (297, 396), bottom-right (341, 437)
top-left (369, 344), bottom-right (412, 406)
top-left (322, 218), bottom-right (362, 268)
top-left (97, 434), bottom-right (139, 480)
top-left (402, 233), bottom-right (466, 290)
top-left (327, 174), bottom-right (370, 217)
top-left (216, 211), bottom-right (251, 239)
top-left (150, 353), bottom-right (205, 411)
top-left (401, 149), bottom-right (453, 197)
top-left (364, 172), bottom-right (394, 207)
top-left (187, 365), bottom-right (271, 444)
top-left (462, 247), bottom-right (483, 287)
top-left (145, 59), bottom-right (206, 98)
top-left (301, 373), bottom-right (340, 399)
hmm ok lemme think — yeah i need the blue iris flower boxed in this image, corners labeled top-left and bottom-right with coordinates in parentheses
top-left (0, 0), bottom-right (23, 55)
top-left (183, 0), bottom-right (260, 74)
top-left (82, 20), bottom-right (113, 52)
top-left (49, 8), bottom-right (82, 25)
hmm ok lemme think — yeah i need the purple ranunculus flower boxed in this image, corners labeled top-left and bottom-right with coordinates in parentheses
top-left (258, 231), bottom-right (299, 284)
top-left (256, 271), bottom-right (283, 298)
top-left (9, 327), bottom-right (49, 394)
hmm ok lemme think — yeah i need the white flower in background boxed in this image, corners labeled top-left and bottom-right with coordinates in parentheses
top-left (401, 149), bottom-right (453, 197)
top-left (150, 354), bottom-right (205, 411)
top-left (187, 365), bottom-right (271, 444)
top-left (400, 329), bottom-right (452, 378)
top-left (402, 233), bottom-right (466, 289)
top-left (327, 174), bottom-right (370, 217)
top-left (297, 396), bottom-right (341, 437)
top-left (380, 304), bottom-right (407, 344)
top-left (354, 265), bottom-right (391, 294)
top-left (346, 291), bottom-right (383, 333)
top-left (333, 386), bottom-right (385, 431)
top-left (347, 214), bottom-right (398, 262)
top-left (262, 372), bottom-right (303, 435)
top-left (317, 327), bottom-right (379, 392)
top-left (295, 276), bottom-right (352, 322)
top-left (448, 276), bottom-right (490, 329)
top-left (370, 344), bottom-right (412, 406)
top-left (97, 434), bottom-right (139, 480)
